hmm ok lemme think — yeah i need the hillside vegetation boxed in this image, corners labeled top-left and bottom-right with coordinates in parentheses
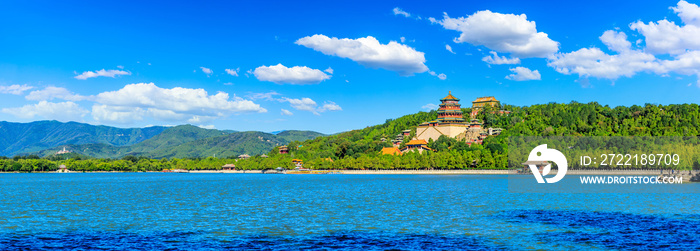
top-left (0, 121), bottom-right (166, 157)
top-left (4, 102), bottom-right (700, 172)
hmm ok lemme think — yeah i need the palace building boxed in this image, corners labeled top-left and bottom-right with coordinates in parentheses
top-left (415, 91), bottom-right (468, 142)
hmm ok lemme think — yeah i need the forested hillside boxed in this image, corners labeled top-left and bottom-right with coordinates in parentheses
top-left (0, 121), bottom-right (166, 156)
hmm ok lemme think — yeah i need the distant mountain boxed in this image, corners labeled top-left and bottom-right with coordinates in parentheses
top-left (146, 131), bottom-right (288, 159)
top-left (14, 121), bottom-right (326, 159)
top-left (276, 130), bottom-right (326, 142)
top-left (0, 121), bottom-right (166, 157)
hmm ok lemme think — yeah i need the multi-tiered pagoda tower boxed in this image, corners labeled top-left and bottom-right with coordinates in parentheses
top-left (436, 91), bottom-right (466, 124)
top-left (415, 91), bottom-right (468, 142)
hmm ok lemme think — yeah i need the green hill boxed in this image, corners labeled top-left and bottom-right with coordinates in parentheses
top-left (0, 121), bottom-right (166, 157)
top-left (25, 123), bottom-right (325, 159)
top-left (147, 131), bottom-right (288, 159)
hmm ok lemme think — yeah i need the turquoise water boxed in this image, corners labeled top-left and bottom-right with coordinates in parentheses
top-left (0, 173), bottom-right (698, 250)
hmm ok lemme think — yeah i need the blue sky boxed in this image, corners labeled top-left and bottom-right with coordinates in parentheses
top-left (1, 0), bottom-right (699, 134)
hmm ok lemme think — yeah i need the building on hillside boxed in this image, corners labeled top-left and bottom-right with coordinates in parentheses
top-left (292, 159), bottom-right (304, 169)
top-left (56, 147), bottom-right (71, 155)
top-left (470, 96), bottom-right (511, 117)
top-left (400, 139), bottom-right (432, 154)
top-left (238, 154), bottom-right (250, 160)
top-left (392, 131), bottom-right (408, 147)
top-left (222, 164), bottom-right (236, 171)
top-left (260, 154), bottom-right (269, 158)
top-left (380, 147), bottom-right (402, 155)
top-left (415, 91), bottom-right (468, 142)
top-left (279, 146), bottom-right (289, 154)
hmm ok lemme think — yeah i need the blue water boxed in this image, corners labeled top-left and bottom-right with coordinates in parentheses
top-left (0, 173), bottom-right (698, 250)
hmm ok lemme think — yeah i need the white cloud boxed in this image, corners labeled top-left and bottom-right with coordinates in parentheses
top-left (482, 51), bottom-right (521, 65)
top-left (281, 97), bottom-right (341, 115)
top-left (393, 7), bottom-right (410, 17)
top-left (324, 67), bottom-right (334, 74)
top-left (548, 32), bottom-right (660, 80)
top-left (400, 37), bottom-right (406, 43)
top-left (283, 97), bottom-right (318, 114)
top-left (437, 10), bottom-right (559, 58)
top-left (198, 125), bottom-right (216, 129)
top-left (546, 2), bottom-right (700, 83)
top-left (319, 101), bottom-right (342, 112)
top-left (2, 101), bottom-right (88, 121)
top-left (117, 65), bottom-right (124, 69)
top-left (506, 67), bottom-right (541, 81)
top-left (25, 86), bottom-right (87, 101)
top-left (630, 0), bottom-right (700, 55)
top-left (0, 84), bottom-right (33, 95)
top-left (74, 69), bottom-right (130, 80)
top-left (429, 71), bottom-right (447, 80)
top-left (92, 83), bottom-right (266, 123)
top-left (254, 64), bottom-right (331, 85)
top-left (599, 30), bottom-right (632, 53)
top-left (225, 68), bottom-right (239, 76)
top-left (200, 67), bottom-right (213, 75)
top-left (295, 34), bottom-right (429, 76)
top-left (281, 109), bottom-right (293, 116)
top-left (446, 44), bottom-right (455, 54)
top-left (422, 103), bottom-right (439, 111)
top-left (248, 91), bottom-right (282, 101)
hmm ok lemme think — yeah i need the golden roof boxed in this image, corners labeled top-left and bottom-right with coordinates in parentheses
top-left (380, 147), bottom-right (402, 155)
top-left (473, 96), bottom-right (499, 102)
top-left (441, 91), bottom-right (459, 101)
top-left (406, 139), bottom-right (428, 145)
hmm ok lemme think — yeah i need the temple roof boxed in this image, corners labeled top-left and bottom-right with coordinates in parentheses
top-left (473, 96), bottom-right (499, 103)
top-left (441, 91), bottom-right (459, 101)
top-left (380, 147), bottom-right (402, 155)
top-left (406, 139), bottom-right (428, 145)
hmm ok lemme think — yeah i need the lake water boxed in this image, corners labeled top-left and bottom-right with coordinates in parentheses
top-left (0, 173), bottom-right (698, 250)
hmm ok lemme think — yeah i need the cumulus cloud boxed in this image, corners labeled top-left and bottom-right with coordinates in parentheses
top-left (546, 1), bottom-right (700, 85)
top-left (282, 97), bottom-right (341, 115)
top-left (393, 7), bottom-right (410, 17)
top-left (283, 97), bottom-right (317, 114)
top-left (318, 101), bottom-right (342, 112)
top-left (254, 64), bottom-right (331, 85)
top-left (200, 67), bottom-right (213, 75)
top-left (630, 0), bottom-right (700, 55)
top-left (74, 69), bottom-right (130, 80)
top-left (482, 51), bottom-right (521, 65)
top-left (446, 44), bottom-right (455, 54)
top-left (0, 84), bottom-right (33, 95)
top-left (422, 103), bottom-right (439, 111)
top-left (92, 83), bottom-right (266, 124)
top-left (599, 30), bottom-right (632, 53)
top-left (295, 35), bottom-right (429, 76)
top-left (548, 30), bottom-right (661, 80)
top-left (506, 67), bottom-right (541, 81)
top-left (25, 86), bottom-right (87, 101)
top-left (2, 101), bottom-right (88, 121)
top-left (436, 10), bottom-right (559, 58)
top-left (324, 67), bottom-right (334, 74)
top-left (281, 109), bottom-right (293, 116)
top-left (225, 68), bottom-right (239, 76)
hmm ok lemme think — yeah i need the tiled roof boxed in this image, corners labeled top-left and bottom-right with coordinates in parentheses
top-left (380, 147), bottom-right (402, 155)
top-left (473, 96), bottom-right (499, 102)
top-left (441, 91), bottom-right (459, 101)
top-left (406, 139), bottom-right (428, 145)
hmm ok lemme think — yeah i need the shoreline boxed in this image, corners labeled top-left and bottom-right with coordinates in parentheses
top-left (0, 169), bottom-right (691, 176)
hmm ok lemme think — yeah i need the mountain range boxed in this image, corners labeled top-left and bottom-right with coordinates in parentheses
top-left (0, 121), bottom-right (324, 159)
